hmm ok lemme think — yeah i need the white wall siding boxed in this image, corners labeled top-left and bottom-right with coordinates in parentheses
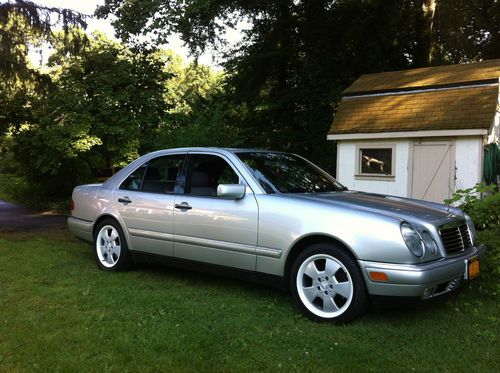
top-left (336, 136), bottom-right (484, 199)
top-left (336, 140), bottom-right (410, 197)
top-left (454, 136), bottom-right (483, 190)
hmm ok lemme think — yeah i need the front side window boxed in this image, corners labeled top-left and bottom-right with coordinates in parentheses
top-left (185, 154), bottom-right (240, 197)
top-left (119, 154), bottom-right (185, 193)
top-left (236, 152), bottom-right (345, 194)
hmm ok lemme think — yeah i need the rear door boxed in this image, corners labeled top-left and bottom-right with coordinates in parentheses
top-left (172, 153), bottom-right (259, 270)
top-left (113, 153), bottom-right (186, 256)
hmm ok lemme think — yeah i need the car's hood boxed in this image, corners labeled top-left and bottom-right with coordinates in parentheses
top-left (284, 191), bottom-right (463, 225)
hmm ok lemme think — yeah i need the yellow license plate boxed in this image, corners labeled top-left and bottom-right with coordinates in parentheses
top-left (467, 257), bottom-right (480, 280)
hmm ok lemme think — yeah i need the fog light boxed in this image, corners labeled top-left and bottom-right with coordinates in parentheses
top-left (423, 287), bottom-right (435, 298)
top-left (369, 271), bottom-right (389, 282)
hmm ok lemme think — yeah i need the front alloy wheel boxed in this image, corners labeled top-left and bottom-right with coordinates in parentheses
top-left (291, 243), bottom-right (367, 323)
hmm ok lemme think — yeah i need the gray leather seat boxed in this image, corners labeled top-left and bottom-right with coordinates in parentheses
top-left (190, 170), bottom-right (216, 196)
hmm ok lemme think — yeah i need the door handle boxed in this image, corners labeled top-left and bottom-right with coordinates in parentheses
top-left (118, 197), bottom-right (132, 204)
top-left (174, 202), bottom-right (192, 210)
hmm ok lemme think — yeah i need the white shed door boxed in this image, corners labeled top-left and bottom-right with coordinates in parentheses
top-left (411, 141), bottom-right (455, 203)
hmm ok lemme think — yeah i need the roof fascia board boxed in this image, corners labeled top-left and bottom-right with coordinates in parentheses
top-left (327, 129), bottom-right (488, 141)
top-left (343, 79), bottom-right (499, 98)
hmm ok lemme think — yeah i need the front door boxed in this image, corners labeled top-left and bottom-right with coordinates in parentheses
top-left (411, 140), bottom-right (455, 203)
top-left (173, 153), bottom-right (259, 271)
top-left (114, 153), bottom-right (186, 256)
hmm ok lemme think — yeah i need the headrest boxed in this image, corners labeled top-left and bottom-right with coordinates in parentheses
top-left (191, 170), bottom-right (210, 187)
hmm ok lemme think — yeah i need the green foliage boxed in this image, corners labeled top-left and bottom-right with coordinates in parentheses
top-left (0, 80), bottom-right (35, 135)
top-left (0, 28), bottom-right (234, 208)
top-left (96, 0), bottom-right (500, 171)
top-left (445, 184), bottom-right (500, 231)
top-left (0, 172), bottom-right (27, 204)
top-left (0, 0), bottom-right (87, 81)
top-left (435, 0), bottom-right (500, 62)
top-left (156, 51), bottom-right (246, 150)
top-left (476, 229), bottom-right (500, 297)
top-left (469, 193), bottom-right (500, 232)
top-left (446, 184), bottom-right (500, 296)
top-left (163, 51), bottom-right (223, 116)
top-left (5, 32), bottom-right (172, 204)
top-left (160, 92), bottom-right (248, 149)
top-left (3, 0), bottom-right (500, 209)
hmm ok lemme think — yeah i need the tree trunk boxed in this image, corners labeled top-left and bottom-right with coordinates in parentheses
top-left (414, 0), bottom-right (437, 67)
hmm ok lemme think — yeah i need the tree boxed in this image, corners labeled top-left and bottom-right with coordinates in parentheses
top-left (8, 32), bottom-right (172, 202)
top-left (433, 0), bottom-right (500, 63)
top-left (157, 51), bottom-right (245, 149)
top-left (93, 1), bottom-right (422, 168)
top-left (95, 1), bottom-right (324, 167)
top-left (96, 1), bottom-right (500, 115)
top-left (0, 0), bottom-right (87, 80)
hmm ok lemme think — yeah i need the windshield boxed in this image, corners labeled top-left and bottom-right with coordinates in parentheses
top-left (236, 152), bottom-right (346, 194)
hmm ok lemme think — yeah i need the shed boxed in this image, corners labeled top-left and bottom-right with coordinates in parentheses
top-left (328, 59), bottom-right (500, 203)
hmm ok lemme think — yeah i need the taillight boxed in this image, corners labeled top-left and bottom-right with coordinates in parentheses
top-left (70, 199), bottom-right (75, 210)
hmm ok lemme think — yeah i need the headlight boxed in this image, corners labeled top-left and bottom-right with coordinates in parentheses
top-left (401, 223), bottom-right (424, 257)
top-left (421, 231), bottom-right (437, 255)
top-left (464, 214), bottom-right (477, 245)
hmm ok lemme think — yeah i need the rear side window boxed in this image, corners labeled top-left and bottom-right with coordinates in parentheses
top-left (142, 155), bottom-right (185, 193)
top-left (120, 163), bottom-right (147, 191)
top-left (119, 154), bottom-right (185, 193)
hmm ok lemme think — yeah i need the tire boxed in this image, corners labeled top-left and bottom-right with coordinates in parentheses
top-left (94, 218), bottom-right (131, 271)
top-left (290, 243), bottom-right (368, 323)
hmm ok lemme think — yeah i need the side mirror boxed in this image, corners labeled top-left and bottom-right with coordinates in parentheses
top-left (217, 184), bottom-right (246, 199)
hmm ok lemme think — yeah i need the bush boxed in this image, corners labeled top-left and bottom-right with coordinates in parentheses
top-left (0, 172), bottom-right (72, 212)
top-left (476, 229), bottom-right (500, 297)
top-left (446, 184), bottom-right (500, 296)
top-left (444, 183), bottom-right (500, 230)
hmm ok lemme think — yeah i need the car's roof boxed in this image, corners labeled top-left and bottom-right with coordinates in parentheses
top-left (151, 147), bottom-right (283, 154)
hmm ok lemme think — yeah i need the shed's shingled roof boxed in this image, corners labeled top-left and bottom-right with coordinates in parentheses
top-left (344, 59), bottom-right (500, 94)
top-left (330, 59), bottom-right (500, 135)
top-left (330, 86), bottom-right (498, 134)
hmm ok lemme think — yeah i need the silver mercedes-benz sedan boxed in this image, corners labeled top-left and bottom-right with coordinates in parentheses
top-left (68, 147), bottom-right (484, 323)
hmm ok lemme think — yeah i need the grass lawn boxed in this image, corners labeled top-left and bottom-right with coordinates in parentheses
top-left (0, 230), bottom-right (498, 372)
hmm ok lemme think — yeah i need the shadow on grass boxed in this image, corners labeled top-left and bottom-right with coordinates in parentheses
top-left (0, 227), bottom-right (481, 326)
top-left (0, 227), bottom-right (74, 241)
top-left (128, 255), bottom-right (468, 325)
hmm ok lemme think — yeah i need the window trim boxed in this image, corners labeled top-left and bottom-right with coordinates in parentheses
top-left (355, 144), bottom-right (396, 180)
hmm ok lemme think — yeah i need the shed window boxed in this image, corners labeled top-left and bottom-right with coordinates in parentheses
top-left (356, 145), bottom-right (395, 178)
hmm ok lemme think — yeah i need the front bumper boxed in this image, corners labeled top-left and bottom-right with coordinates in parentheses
top-left (358, 244), bottom-right (485, 298)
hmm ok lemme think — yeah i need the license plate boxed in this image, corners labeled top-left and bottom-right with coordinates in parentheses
top-left (466, 257), bottom-right (480, 280)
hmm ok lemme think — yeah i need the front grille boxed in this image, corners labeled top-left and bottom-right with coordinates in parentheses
top-left (439, 222), bottom-right (472, 255)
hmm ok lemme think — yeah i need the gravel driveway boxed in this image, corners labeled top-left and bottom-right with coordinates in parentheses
top-left (0, 199), bottom-right (67, 232)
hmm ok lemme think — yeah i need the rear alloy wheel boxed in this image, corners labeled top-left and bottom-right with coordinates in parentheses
top-left (291, 243), bottom-right (367, 323)
top-left (94, 219), bottom-right (130, 271)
